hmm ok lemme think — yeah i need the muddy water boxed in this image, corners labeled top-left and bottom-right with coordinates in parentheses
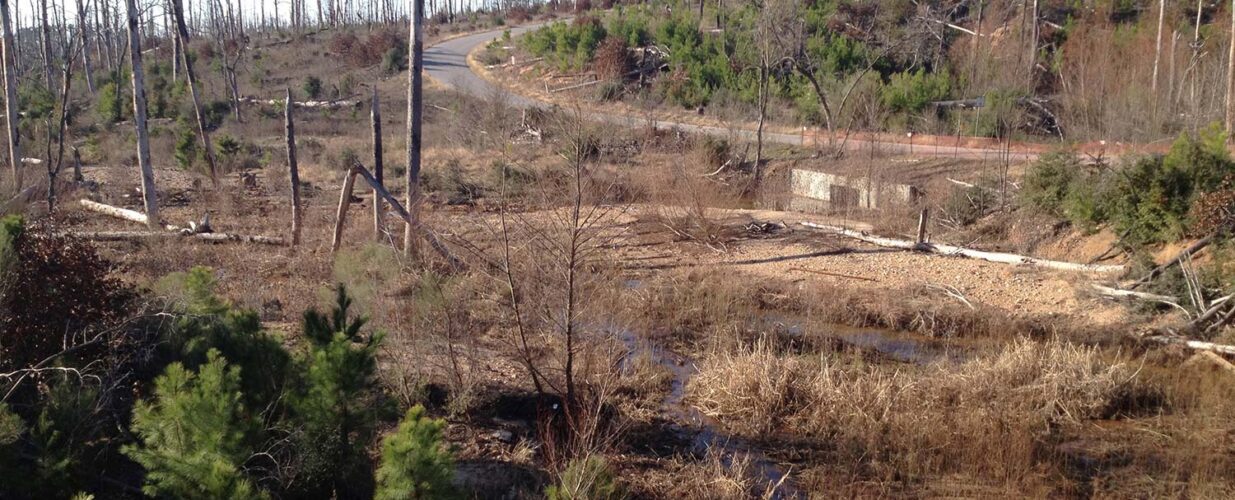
top-left (762, 314), bottom-right (962, 365)
top-left (613, 327), bottom-right (804, 500)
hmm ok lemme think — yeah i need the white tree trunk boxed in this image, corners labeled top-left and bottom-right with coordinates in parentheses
top-left (1227, 0), bottom-right (1235, 136)
top-left (0, 0), bottom-right (19, 188)
top-left (1153, 0), bottom-right (1166, 96)
top-left (125, 0), bottom-right (160, 226)
top-left (404, 0), bottom-right (424, 254)
top-left (799, 222), bottom-right (1126, 274)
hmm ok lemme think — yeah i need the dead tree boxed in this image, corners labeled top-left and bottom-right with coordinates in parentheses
top-left (1152, 0), bottom-right (1166, 96)
top-left (46, 31), bottom-right (77, 212)
top-left (332, 162), bottom-right (461, 269)
top-left (171, 0), bottom-right (220, 186)
top-left (38, 0), bottom-right (54, 93)
top-left (75, 0), bottom-right (95, 93)
top-left (404, 0), bottom-right (425, 255)
top-left (371, 88), bottom-right (384, 239)
top-left (0, 0), bottom-right (19, 188)
top-left (285, 88), bottom-right (302, 245)
top-left (125, 0), bottom-right (159, 226)
top-left (1228, 0), bottom-right (1235, 137)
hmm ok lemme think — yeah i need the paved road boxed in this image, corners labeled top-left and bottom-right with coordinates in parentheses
top-left (425, 24), bottom-right (1039, 162)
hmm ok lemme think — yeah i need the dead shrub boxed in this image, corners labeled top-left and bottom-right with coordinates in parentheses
top-left (635, 159), bottom-right (742, 250)
top-left (593, 37), bottom-right (631, 81)
top-left (0, 221), bottom-right (135, 370)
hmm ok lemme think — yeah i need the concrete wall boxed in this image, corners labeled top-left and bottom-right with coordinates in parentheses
top-left (789, 169), bottom-right (916, 212)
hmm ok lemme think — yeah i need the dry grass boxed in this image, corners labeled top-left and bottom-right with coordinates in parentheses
top-left (688, 338), bottom-right (1132, 485)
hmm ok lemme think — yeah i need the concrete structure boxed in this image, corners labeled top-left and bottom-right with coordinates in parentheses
top-left (789, 168), bottom-right (919, 213)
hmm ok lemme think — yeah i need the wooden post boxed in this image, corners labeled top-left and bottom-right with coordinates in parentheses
top-left (332, 165), bottom-right (360, 253)
top-left (0, 0), bottom-right (20, 187)
top-left (285, 88), bottom-right (302, 246)
top-left (404, 0), bottom-right (424, 255)
top-left (371, 88), bottom-right (384, 239)
top-left (332, 163), bottom-right (462, 269)
top-left (125, 0), bottom-right (160, 227)
top-left (916, 208), bottom-right (929, 247)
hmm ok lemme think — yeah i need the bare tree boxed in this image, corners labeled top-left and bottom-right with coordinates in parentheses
top-left (125, 0), bottom-right (159, 225)
top-left (404, 0), bottom-right (425, 255)
top-left (1153, 0), bottom-right (1167, 96)
top-left (0, 0), bottom-right (18, 188)
top-left (371, 88), bottom-right (384, 239)
top-left (1227, 0), bottom-right (1235, 137)
top-left (171, 0), bottom-right (219, 186)
top-left (39, 0), bottom-right (55, 93)
top-left (75, 0), bottom-right (95, 93)
top-left (286, 88), bottom-right (302, 245)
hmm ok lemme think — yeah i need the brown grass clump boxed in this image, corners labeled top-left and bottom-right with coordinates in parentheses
top-left (688, 338), bottom-right (1132, 483)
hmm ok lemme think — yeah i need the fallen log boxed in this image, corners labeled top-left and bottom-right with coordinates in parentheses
top-left (61, 230), bottom-right (285, 245)
top-left (78, 199), bottom-right (182, 232)
top-left (1130, 229), bottom-right (1225, 289)
top-left (1091, 284), bottom-right (1178, 303)
top-left (332, 163), bottom-right (463, 269)
top-left (240, 95), bottom-right (362, 109)
top-left (800, 222), bottom-right (1126, 274)
top-left (1143, 334), bottom-right (1235, 356)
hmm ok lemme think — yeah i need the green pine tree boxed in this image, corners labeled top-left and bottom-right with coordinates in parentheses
top-left (374, 405), bottom-right (456, 500)
top-left (287, 286), bottom-right (386, 498)
top-left (123, 350), bottom-right (267, 499)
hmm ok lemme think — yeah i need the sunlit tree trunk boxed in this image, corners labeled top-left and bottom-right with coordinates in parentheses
top-left (403, 0), bottom-right (424, 255)
top-left (0, 0), bottom-right (19, 187)
top-left (1227, 0), bottom-right (1235, 137)
top-left (125, 0), bottom-right (160, 226)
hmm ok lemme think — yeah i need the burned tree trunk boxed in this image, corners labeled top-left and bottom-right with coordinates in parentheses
top-left (404, 0), bottom-right (425, 255)
top-left (0, 0), bottom-right (19, 188)
top-left (125, 0), bottom-right (160, 226)
top-left (171, 0), bottom-right (220, 186)
top-left (371, 88), bottom-right (384, 239)
top-left (285, 88), bottom-right (302, 246)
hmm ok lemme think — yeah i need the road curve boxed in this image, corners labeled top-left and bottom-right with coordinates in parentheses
top-left (425, 24), bottom-right (1039, 163)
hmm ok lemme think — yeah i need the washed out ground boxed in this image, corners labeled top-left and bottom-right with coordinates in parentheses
top-left (33, 20), bottom-right (1235, 498)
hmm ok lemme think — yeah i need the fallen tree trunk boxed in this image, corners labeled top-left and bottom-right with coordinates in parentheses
top-left (79, 199), bottom-right (164, 226)
top-left (1130, 229), bottom-right (1225, 289)
top-left (240, 95), bottom-right (361, 109)
top-left (1143, 334), bottom-right (1235, 356)
top-left (1091, 284), bottom-right (1178, 303)
top-left (62, 230), bottom-right (285, 245)
top-left (800, 222), bottom-right (1126, 273)
top-left (332, 163), bottom-right (462, 269)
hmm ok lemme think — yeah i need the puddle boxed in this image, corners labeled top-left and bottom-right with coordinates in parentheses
top-left (763, 313), bottom-right (960, 365)
top-left (613, 327), bottom-right (804, 500)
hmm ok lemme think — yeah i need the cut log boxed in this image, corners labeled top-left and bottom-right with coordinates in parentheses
top-left (332, 163), bottom-right (462, 269)
top-left (62, 230), bottom-right (285, 245)
top-left (800, 222), bottom-right (1126, 274)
